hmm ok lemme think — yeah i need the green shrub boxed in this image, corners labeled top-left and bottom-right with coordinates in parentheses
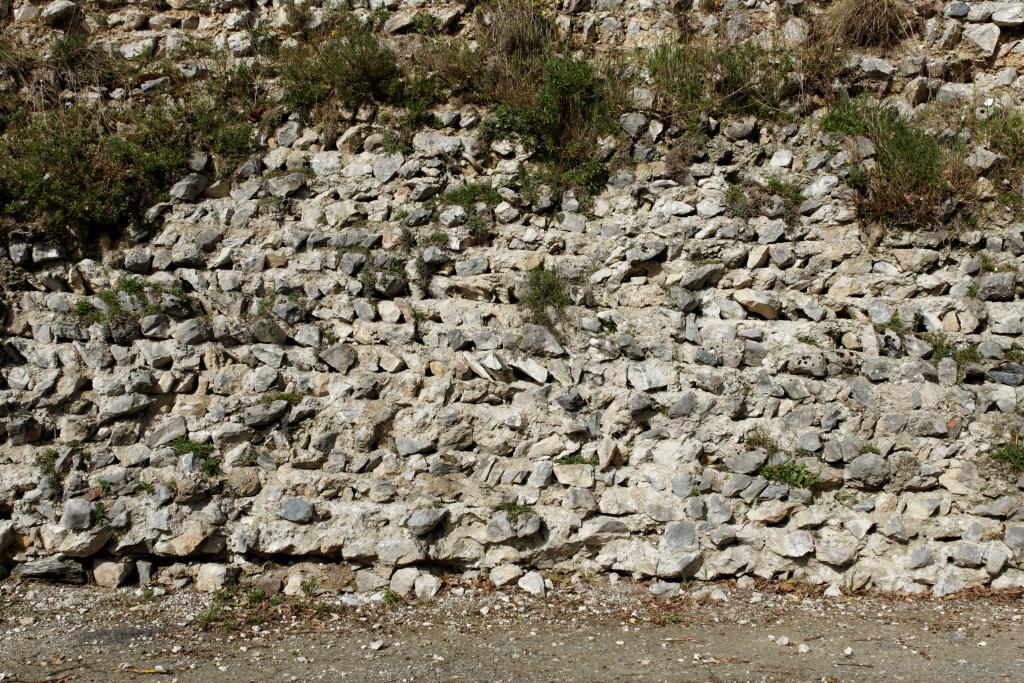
top-left (820, 98), bottom-right (871, 136)
top-left (476, 0), bottom-right (558, 63)
top-left (262, 391), bottom-right (303, 405)
top-left (969, 107), bottom-right (1024, 205)
top-left (200, 457), bottom-right (221, 477)
top-left (498, 501), bottom-right (532, 523)
top-left (405, 39), bottom-right (483, 104)
top-left (524, 264), bottom-right (572, 327)
top-left (766, 176), bottom-right (803, 203)
top-left (442, 182), bottom-right (502, 208)
top-left (0, 45), bottom-right (259, 236)
top-left (725, 184), bottom-right (751, 218)
top-left (822, 98), bottom-right (970, 229)
top-left (759, 461), bottom-right (819, 489)
top-left (474, 1), bottom-right (626, 194)
top-left (278, 11), bottom-right (401, 112)
top-left (169, 437), bottom-right (214, 458)
top-left (73, 299), bottom-right (103, 322)
top-left (482, 54), bottom-right (625, 192)
top-left (412, 14), bottom-right (441, 36)
top-left (90, 502), bottom-right (109, 528)
top-left (920, 334), bottom-right (980, 378)
top-left (557, 453), bottom-right (598, 465)
top-left (2, 33), bottom-right (129, 110)
top-left (991, 440), bottom-right (1024, 471)
top-left (0, 105), bottom-right (184, 232)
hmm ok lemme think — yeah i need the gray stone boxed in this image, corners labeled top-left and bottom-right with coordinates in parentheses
top-left (169, 173), bottom-right (207, 202)
top-left (988, 362), bottom-right (1024, 386)
top-left (908, 547), bottom-right (934, 569)
top-left (99, 393), bottom-right (154, 423)
top-left (396, 436), bottom-right (434, 456)
top-left (407, 508), bottom-right (448, 536)
top-left (278, 497), bottom-right (314, 524)
top-left (244, 400), bottom-right (287, 427)
top-left (977, 272), bottom-right (1016, 301)
top-left (724, 450), bottom-right (767, 475)
top-left (845, 453), bottom-right (889, 488)
top-left (724, 117), bottom-right (757, 141)
top-left (13, 557), bottom-right (86, 584)
top-left (661, 521), bottom-right (698, 551)
top-left (733, 289), bottom-right (779, 319)
top-left (1006, 524), bottom-right (1024, 553)
top-left (319, 344), bottom-right (357, 373)
top-left (61, 498), bottom-right (93, 530)
top-left (267, 172), bottom-right (307, 197)
top-left (373, 153), bottom-right (404, 182)
top-left (414, 573), bottom-right (443, 599)
top-left (962, 24), bottom-right (1000, 56)
top-left (412, 131), bottom-right (463, 156)
top-left (620, 112), bottom-right (648, 137)
top-left (520, 324), bottom-right (565, 356)
top-left (195, 564), bottom-right (236, 592)
top-left (993, 7), bottom-right (1024, 27)
top-left (41, 0), bottom-right (76, 24)
top-left (491, 564), bottom-right (523, 587)
top-left (93, 560), bottom-right (132, 588)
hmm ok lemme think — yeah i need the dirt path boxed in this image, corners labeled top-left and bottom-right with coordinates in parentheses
top-left (2, 579), bottom-right (1023, 682)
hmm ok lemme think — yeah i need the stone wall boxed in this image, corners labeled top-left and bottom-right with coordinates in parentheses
top-left (4, 0), bottom-right (1024, 598)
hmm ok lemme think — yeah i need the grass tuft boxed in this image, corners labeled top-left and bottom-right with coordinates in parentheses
top-left (744, 427), bottom-right (780, 456)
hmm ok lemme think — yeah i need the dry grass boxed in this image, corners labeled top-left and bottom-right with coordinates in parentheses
top-left (819, 0), bottom-right (913, 48)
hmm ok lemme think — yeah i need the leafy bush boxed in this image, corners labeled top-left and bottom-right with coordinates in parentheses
top-left (759, 461), bottom-right (819, 489)
top-left (820, 98), bottom-right (871, 136)
top-left (482, 54), bottom-right (624, 192)
top-left (1, 33), bottom-right (129, 110)
top-left (278, 11), bottom-right (401, 112)
top-left (557, 453), bottom-right (599, 465)
top-left (524, 264), bottom-right (572, 327)
top-left (0, 31), bottom-right (261, 237)
top-left (411, 14), bottom-right (441, 36)
top-left (477, 0), bottom-right (558, 65)
top-left (820, 0), bottom-right (912, 48)
top-left (0, 105), bottom-right (184, 232)
top-left (498, 501), bottom-right (533, 523)
top-left (725, 184), bottom-right (751, 218)
top-left (406, 38), bottom-right (482, 101)
top-left (74, 299), bottom-right (103, 322)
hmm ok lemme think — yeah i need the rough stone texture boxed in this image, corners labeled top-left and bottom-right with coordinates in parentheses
top-left (3, 0), bottom-right (1024, 602)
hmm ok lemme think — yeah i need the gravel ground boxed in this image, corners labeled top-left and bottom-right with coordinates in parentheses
top-left (2, 578), bottom-right (1023, 682)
